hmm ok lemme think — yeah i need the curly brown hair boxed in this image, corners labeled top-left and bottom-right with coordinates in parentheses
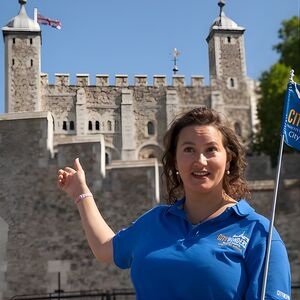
top-left (162, 107), bottom-right (250, 204)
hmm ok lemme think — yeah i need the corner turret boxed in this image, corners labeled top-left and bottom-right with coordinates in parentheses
top-left (206, 1), bottom-right (253, 146)
top-left (2, 0), bottom-right (41, 112)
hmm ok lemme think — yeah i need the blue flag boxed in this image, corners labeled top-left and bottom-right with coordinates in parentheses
top-left (281, 81), bottom-right (300, 151)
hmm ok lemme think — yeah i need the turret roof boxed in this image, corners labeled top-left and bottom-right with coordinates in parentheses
top-left (210, 1), bottom-right (244, 31)
top-left (2, 0), bottom-right (40, 32)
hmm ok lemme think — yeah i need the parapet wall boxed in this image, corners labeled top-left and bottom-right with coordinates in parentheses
top-left (40, 73), bottom-right (205, 87)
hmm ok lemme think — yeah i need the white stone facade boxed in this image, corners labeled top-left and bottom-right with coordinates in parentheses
top-left (2, 1), bottom-right (258, 163)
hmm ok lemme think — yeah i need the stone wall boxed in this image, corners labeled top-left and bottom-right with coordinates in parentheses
top-left (4, 33), bottom-right (41, 113)
top-left (41, 77), bottom-right (213, 161)
top-left (0, 113), bottom-right (157, 299)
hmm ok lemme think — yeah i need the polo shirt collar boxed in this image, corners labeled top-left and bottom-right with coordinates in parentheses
top-left (231, 199), bottom-right (254, 216)
top-left (166, 197), bottom-right (254, 219)
top-left (165, 197), bottom-right (186, 219)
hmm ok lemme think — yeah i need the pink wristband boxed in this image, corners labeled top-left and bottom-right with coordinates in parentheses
top-left (75, 193), bottom-right (93, 204)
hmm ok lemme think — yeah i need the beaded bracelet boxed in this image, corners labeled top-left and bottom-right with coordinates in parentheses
top-left (75, 193), bottom-right (93, 204)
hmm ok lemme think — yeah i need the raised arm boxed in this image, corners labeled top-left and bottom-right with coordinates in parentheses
top-left (57, 158), bottom-right (115, 263)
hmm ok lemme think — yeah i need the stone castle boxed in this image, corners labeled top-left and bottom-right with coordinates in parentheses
top-left (0, 1), bottom-right (299, 299)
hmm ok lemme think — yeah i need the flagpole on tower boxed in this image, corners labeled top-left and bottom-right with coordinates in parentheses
top-left (34, 8), bottom-right (38, 23)
top-left (260, 69), bottom-right (296, 300)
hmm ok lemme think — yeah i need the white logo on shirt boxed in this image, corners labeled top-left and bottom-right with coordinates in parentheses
top-left (277, 290), bottom-right (290, 300)
top-left (217, 232), bottom-right (249, 251)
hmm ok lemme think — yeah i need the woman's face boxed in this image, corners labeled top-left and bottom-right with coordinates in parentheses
top-left (175, 125), bottom-right (229, 199)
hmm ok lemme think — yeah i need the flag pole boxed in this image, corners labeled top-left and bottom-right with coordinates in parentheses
top-left (260, 70), bottom-right (294, 300)
top-left (260, 135), bottom-right (284, 300)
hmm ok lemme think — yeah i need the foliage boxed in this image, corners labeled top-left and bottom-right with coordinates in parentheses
top-left (273, 16), bottom-right (300, 72)
top-left (253, 17), bottom-right (300, 166)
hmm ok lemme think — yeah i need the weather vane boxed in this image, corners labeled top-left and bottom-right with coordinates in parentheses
top-left (218, 0), bottom-right (225, 26)
top-left (172, 48), bottom-right (180, 75)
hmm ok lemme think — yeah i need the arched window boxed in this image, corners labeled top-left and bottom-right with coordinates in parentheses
top-left (147, 121), bottom-right (155, 135)
top-left (227, 36), bottom-right (231, 43)
top-left (95, 121), bottom-right (100, 131)
top-left (30, 59), bottom-right (33, 67)
top-left (234, 122), bottom-right (242, 136)
top-left (88, 121), bottom-right (93, 131)
top-left (230, 78), bottom-right (235, 88)
top-left (107, 120), bottom-right (112, 131)
top-left (70, 121), bottom-right (74, 130)
top-left (63, 121), bottom-right (67, 130)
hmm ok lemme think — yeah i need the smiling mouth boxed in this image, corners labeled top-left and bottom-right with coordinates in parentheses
top-left (192, 171), bottom-right (210, 177)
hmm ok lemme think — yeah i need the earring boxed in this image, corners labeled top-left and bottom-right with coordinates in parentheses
top-left (176, 170), bottom-right (179, 175)
top-left (226, 170), bottom-right (230, 175)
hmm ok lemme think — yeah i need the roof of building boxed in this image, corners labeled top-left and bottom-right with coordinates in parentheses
top-left (210, 1), bottom-right (244, 31)
top-left (2, 0), bottom-right (40, 32)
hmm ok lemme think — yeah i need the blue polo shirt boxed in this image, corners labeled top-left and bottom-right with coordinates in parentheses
top-left (113, 199), bottom-right (291, 300)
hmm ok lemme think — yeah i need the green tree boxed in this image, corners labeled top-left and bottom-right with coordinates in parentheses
top-left (274, 16), bottom-right (300, 72)
top-left (253, 17), bottom-right (300, 166)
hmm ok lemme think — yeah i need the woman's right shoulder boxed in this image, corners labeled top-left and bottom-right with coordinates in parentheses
top-left (135, 203), bottom-right (171, 223)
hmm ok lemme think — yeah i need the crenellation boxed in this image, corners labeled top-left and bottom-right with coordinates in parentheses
top-left (96, 74), bottom-right (109, 86)
top-left (40, 73), bottom-right (48, 85)
top-left (191, 75), bottom-right (204, 87)
top-left (76, 74), bottom-right (90, 86)
top-left (172, 75), bottom-right (185, 87)
top-left (134, 75), bottom-right (147, 87)
top-left (153, 75), bottom-right (167, 87)
top-left (55, 73), bottom-right (70, 86)
top-left (40, 73), bottom-right (209, 87)
top-left (115, 75), bottom-right (128, 87)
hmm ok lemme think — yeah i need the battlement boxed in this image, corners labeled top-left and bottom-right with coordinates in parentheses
top-left (40, 73), bottom-right (205, 87)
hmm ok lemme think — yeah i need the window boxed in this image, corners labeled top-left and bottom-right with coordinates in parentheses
top-left (30, 59), bottom-right (33, 67)
top-left (88, 121), bottom-right (93, 131)
top-left (63, 121), bottom-right (67, 130)
top-left (13, 38), bottom-right (15, 44)
top-left (95, 121), bottom-right (100, 131)
top-left (107, 120), bottom-right (112, 131)
top-left (234, 122), bottom-right (242, 136)
top-left (230, 78), bottom-right (235, 88)
top-left (70, 121), bottom-right (74, 130)
top-left (12, 59), bottom-right (15, 66)
top-left (105, 153), bottom-right (110, 165)
top-left (147, 121), bottom-right (155, 135)
top-left (227, 36), bottom-right (231, 43)
top-left (30, 38), bottom-right (33, 45)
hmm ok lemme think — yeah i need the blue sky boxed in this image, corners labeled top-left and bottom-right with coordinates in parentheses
top-left (0, 0), bottom-right (299, 113)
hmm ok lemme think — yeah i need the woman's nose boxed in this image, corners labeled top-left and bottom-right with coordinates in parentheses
top-left (196, 153), bottom-right (207, 165)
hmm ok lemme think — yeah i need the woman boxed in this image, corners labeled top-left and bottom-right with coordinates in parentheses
top-left (58, 107), bottom-right (291, 300)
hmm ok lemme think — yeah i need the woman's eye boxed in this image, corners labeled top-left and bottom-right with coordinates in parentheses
top-left (184, 147), bottom-right (194, 153)
top-left (207, 146), bottom-right (217, 152)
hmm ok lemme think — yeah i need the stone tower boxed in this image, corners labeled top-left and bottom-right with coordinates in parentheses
top-left (2, 0), bottom-right (41, 113)
top-left (207, 0), bottom-right (252, 143)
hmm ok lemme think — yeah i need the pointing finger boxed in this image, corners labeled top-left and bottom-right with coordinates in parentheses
top-left (74, 158), bottom-right (83, 172)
